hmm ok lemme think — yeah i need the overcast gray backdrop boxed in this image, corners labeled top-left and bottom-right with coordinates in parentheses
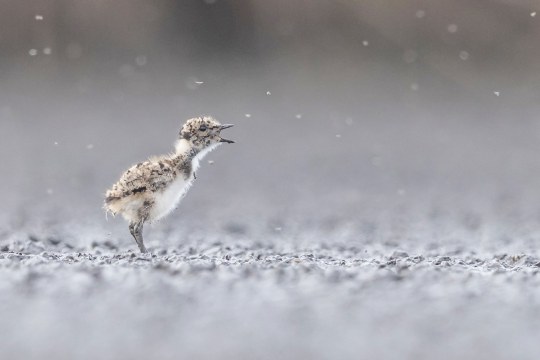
top-left (2, 0), bottom-right (540, 250)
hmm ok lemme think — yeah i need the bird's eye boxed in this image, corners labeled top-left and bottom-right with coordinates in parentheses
top-left (199, 125), bottom-right (207, 132)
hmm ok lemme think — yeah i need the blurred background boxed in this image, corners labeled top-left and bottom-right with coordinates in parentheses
top-left (2, 0), bottom-right (540, 250)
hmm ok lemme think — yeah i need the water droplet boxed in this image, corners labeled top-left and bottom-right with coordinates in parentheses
top-left (54, 141), bottom-right (59, 146)
top-left (43, 47), bottom-right (52, 55)
top-left (494, 91), bottom-right (500, 96)
top-left (415, 10), bottom-right (425, 18)
top-left (531, 12), bottom-right (537, 17)
top-left (345, 117), bottom-right (353, 125)
top-left (295, 114), bottom-right (302, 119)
top-left (135, 55), bottom-right (147, 66)
top-left (266, 91), bottom-right (271, 95)
top-left (410, 83), bottom-right (419, 91)
top-left (86, 144), bottom-right (94, 150)
top-left (274, 227), bottom-right (282, 231)
top-left (362, 40), bottom-right (369, 46)
top-left (28, 49), bottom-right (38, 56)
top-left (185, 77), bottom-right (203, 90)
top-left (459, 51), bottom-right (469, 60)
top-left (46, 188), bottom-right (53, 195)
top-left (447, 24), bottom-right (458, 33)
top-left (335, 134), bottom-right (342, 138)
top-left (35, 15), bottom-right (43, 20)
top-left (208, 160), bottom-right (215, 165)
top-left (244, 113), bottom-right (251, 118)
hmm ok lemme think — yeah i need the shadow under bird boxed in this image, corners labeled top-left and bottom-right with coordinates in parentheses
top-left (104, 116), bottom-right (234, 252)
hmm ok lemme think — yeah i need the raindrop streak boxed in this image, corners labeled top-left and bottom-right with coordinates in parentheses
top-left (195, 81), bottom-right (204, 85)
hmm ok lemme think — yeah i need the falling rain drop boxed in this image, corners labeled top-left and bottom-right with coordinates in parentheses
top-left (135, 55), bottom-right (147, 66)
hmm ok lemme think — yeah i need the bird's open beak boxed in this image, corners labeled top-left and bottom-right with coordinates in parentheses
top-left (219, 124), bottom-right (235, 143)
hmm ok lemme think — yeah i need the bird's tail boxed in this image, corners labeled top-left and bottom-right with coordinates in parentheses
top-left (103, 191), bottom-right (121, 218)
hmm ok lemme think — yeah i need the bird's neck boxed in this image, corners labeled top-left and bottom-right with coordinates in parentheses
top-left (174, 139), bottom-right (199, 159)
top-left (173, 139), bottom-right (219, 172)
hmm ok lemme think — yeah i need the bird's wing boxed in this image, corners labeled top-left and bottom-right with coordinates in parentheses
top-left (107, 159), bottom-right (177, 199)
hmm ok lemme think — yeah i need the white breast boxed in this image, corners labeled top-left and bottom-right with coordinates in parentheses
top-left (149, 143), bottom-right (219, 222)
top-left (150, 175), bottom-right (194, 221)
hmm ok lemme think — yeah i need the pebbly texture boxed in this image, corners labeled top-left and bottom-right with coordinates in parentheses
top-left (1, 235), bottom-right (540, 360)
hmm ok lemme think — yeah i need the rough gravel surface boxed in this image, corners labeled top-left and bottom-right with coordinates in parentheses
top-left (1, 234), bottom-right (540, 360)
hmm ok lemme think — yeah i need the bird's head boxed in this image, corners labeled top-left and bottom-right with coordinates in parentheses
top-left (179, 116), bottom-right (234, 151)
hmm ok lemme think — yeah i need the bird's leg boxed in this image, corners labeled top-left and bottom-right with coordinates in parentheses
top-left (129, 220), bottom-right (147, 253)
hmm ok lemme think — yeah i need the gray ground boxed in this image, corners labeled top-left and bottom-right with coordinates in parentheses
top-left (1, 221), bottom-right (540, 360)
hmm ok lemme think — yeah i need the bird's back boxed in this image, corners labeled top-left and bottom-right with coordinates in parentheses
top-left (104, 156), bottom-right (184, 221)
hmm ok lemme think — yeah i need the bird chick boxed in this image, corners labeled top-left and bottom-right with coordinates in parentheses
top-left (104, 116), bottom-right (234, 252)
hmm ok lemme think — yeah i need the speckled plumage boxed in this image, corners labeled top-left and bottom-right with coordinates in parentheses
top-left (104, 116), bottom-right (234, 252)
